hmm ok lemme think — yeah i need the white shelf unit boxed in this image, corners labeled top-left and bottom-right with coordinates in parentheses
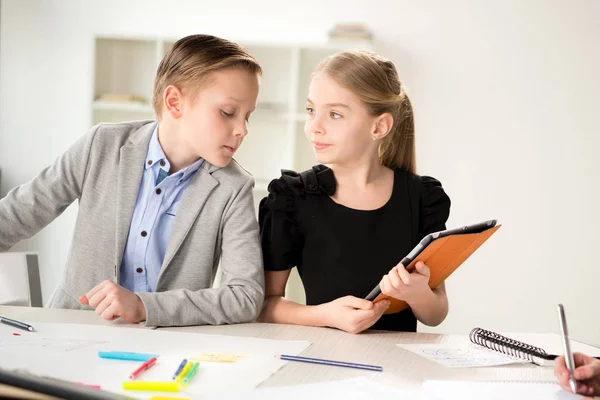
top-left (94, 36), bottom-right (372, 192)
top-left (93, 38), bottom-right (160, 124)
top-left (93, 37), bottom-right (373, 303)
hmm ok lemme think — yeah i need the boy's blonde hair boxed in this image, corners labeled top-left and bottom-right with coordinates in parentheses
top-left (314, 51), bottom-right (416, 173)
top-left (153, 34), bottom-right (262, 118)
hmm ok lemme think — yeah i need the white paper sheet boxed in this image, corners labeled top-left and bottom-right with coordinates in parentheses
top-left (422, 380), bottom-right (584, 400)
top-left (204, 377), bottom-right (429, 400)
top-left (0, 322), bottom-right (311, 398)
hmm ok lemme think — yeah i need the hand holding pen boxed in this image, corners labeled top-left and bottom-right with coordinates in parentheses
top-left (555, 304), bottom-right (600, 396)
top-left (555, 352), bottom-right (600, 396)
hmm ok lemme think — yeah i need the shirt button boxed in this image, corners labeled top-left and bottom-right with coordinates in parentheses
top-left (307, 184), bottom-right (318, 192)
top-left (136, 268), bottom-right (143, 273)
top-left (141, 231), bottom-right (147, 237)
top-left (147, 160), bottom-right (152, 166)
top-left (160, 160), bottom-right (166, 167)
top-left (155, 188), bottom-right (162, 195)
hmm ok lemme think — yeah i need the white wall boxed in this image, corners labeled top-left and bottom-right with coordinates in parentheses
top-left (1, 0), bottom-right (598, 345)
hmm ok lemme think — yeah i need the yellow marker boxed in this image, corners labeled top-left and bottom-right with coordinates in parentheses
top-left (122, 381), bottom-right (180, 392)
top-left (175, 361), bottom-right (193, 382)
top-left (149, 397), bottom-right (191, 400)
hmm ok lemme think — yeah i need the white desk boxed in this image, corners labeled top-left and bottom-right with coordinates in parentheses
top-left (0, 305), bottom-right (559, 393)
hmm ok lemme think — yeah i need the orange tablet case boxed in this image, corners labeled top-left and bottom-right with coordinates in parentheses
top-left (375, 225), bottom-right (501, 314)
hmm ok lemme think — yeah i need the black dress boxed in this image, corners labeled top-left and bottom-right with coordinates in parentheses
top-left (258, 165), bottom-right (451, 331)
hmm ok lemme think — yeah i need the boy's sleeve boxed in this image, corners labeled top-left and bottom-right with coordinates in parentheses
top-left (0, 125), bottom-right (98, 251)
top-left (137, 176), bottom-right (265, 327)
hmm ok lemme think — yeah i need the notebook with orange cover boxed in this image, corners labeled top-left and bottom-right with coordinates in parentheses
top-left (365, 220), bottom-right (501, 315)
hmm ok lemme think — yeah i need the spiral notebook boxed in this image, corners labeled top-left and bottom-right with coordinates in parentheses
top-left (469, 328), bottom-right (600, 367)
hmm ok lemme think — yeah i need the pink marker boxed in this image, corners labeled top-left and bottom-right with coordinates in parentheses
top-left (76, 382), bottom-right (101, 389)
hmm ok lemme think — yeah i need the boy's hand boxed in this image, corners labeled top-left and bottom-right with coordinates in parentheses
top-left (317, 295), bottom-right (390, 334)
top-left (379, 261), bottom-right (432, 305)
top-left (79, 280), bottom-right (146, 323)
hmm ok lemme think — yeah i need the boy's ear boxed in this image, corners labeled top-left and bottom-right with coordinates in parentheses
top-left (372, 113), bottom-right (394, 140)
top-left (164, 85), bottom-right (183, 119)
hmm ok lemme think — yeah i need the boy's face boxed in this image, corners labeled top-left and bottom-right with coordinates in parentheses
top-left (179, 67), bottom-right (259, 168)
top-left (304, 72), bottom-right (377, 166)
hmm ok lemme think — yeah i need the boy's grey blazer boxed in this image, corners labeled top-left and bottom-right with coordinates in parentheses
top-left (0, 120), bottom-right (264, 327)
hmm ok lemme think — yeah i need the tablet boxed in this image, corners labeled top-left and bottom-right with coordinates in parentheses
top-left (364, 219), bottom-right (498, 301)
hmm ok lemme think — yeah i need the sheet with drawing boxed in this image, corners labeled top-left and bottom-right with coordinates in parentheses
top-left (397, 342), bottom-right (521, 368)
top-left (0, 322), bottom-right (311, 398)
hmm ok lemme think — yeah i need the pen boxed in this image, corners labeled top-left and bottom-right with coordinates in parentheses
top-left (175, 361), bottom-right (193, 382)
top-left (0, 316), bottom-right (34, 332)
top-left (172, 359), bottom-right (187, 380)
top-left (276, 354), bottom-right (383, 372)
top-left (182, 362), bottom-right (199, 385)
top-left (129, 357), bottom-right (157, 380)
top-left (557, 304), bottom-right (577, 393)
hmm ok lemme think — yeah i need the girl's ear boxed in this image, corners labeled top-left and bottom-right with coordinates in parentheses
top-left (372, 113), bottom-right (394, 140)
top-left (163, 85), bottom-right (184, 119)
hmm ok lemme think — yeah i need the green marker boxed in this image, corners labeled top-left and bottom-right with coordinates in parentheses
top-left (182, 362), bottom-right (199, 385)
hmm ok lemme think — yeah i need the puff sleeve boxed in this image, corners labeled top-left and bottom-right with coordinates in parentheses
top-left (258, 171), bottom-right (304, 271)
top-left (419, 176), bottom-right (451, 237)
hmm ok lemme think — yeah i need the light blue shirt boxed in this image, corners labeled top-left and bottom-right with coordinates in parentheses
top-left (120, 126), bottom-right (203, 292)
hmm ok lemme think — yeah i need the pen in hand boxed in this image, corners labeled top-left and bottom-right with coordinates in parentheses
top-left (557, 304), bottom-right (577, 393)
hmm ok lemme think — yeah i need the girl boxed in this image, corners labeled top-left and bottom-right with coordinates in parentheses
top-left (0, 35), bottom-right (265, 327)
top-left (259, 51), bottom-right (450, 333)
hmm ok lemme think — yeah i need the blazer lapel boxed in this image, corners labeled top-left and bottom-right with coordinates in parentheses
top-left (160, 166), bottom-right (219, 274)
top-left (114, 123), bottom-right (156, 274)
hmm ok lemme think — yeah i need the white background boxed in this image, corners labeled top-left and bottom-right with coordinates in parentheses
top-left (1, 0), bottom-right (598, 345)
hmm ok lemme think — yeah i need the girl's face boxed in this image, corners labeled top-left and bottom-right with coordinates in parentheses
top-left (305, 72), bottom-right (379, 166)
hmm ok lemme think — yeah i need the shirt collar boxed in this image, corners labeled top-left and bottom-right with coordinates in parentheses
top-left (175, 157), bottom-right (204, 184)
top-left (145, 125), bottom-right (204, 184)
top-left (145, 126), bottom-right (168, 171)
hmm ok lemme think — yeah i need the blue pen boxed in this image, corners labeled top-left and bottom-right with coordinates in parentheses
top-left (98, 351), bottom-right (158, 362)
top-left (277, 354), bottom-right (383, 372)
top-left (172, 359), bottom-right (188, 380)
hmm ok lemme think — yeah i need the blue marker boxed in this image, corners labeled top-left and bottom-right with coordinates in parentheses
top-left (172, 359), bottom-right (188, 380)
top-left (98, 351), bottom-right (158, 362)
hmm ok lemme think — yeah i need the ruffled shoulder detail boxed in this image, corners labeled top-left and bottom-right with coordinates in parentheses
top-left (420, 175), bottom-right (451, 236)
top-left (298, 165), bottom-right (336, 197)
top-left (261, 165), bottom-right (336, 212)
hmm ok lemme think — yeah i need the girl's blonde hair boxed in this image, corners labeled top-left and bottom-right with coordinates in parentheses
top-left (314, 51), bottom-right (415, 173)
top-left (153, 34), bottom-right (262, 118)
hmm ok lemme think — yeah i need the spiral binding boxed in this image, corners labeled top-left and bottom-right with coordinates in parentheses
top-left (469, 327), bottom-right (549, 362)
